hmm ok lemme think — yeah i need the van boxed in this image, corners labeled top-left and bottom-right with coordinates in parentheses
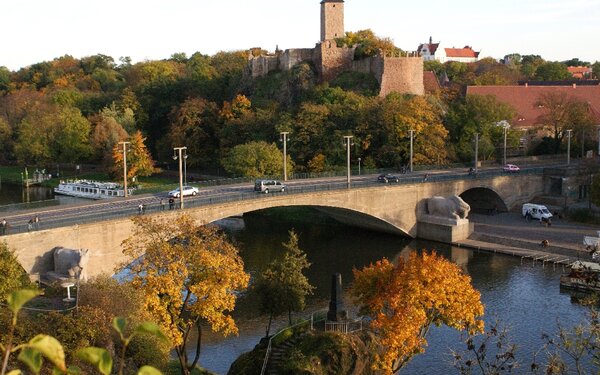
top-left (254, 179), bottom-right (286, 194)
top-left (522, 203), bottom-right (553, 221)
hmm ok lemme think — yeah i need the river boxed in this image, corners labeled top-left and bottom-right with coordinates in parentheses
top-left (199, 209), bottom-right (588, 375)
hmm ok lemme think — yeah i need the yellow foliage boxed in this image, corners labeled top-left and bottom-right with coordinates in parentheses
top-left (351, 251), bottom-right (484, 374)
top-left (121, 215), bottom-right (250, 352)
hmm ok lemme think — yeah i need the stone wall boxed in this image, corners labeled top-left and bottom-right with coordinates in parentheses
top-left (321, 1), bottom-right (344, 41)
top-left (378, 56), bottom-right (424, 96)
top-left (247, 54), bottom-right (280, 78)
top-left (280, 48), bottom-right (316, 70)
top-left (315, 41), bottom-right (355, 82)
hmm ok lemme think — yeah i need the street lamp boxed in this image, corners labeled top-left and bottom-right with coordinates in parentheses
top-left (280, 132), bottom-right (290, 181)
top-left (118, 141), bottom-right (130, 197)
top-left (184, 153), bottom-right (188, 185)
top-left (358, 157), bottom-right (361, 176)
top-left (496, 120), bottom-right (510, 166)
top-left (566, 129), bottom-right (572, 165)
top-left (173, 146), bottom-right (187, 209)
top-left (343, 136), bottom-right (353, 188)
top-left (474, 133), bottom-right (479, 173)
top-left (409, 129), bottom-right (415, 173)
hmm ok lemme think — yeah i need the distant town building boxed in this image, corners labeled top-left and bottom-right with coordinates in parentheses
top-left (567, 66), bottom-right (593, 79)
top-left (467, 83), bottom-right (600, 128)
top-left (246, 0), bottom-right (424, 97)
top-left (418, 37), bottom-right (480, 63)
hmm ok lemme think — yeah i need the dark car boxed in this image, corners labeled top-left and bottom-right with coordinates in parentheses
top-left (377, 174), bottom-right (400, 183)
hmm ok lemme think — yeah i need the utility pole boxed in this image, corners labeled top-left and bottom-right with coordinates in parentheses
top-left (474, 133), bottom-right (479, 173)
top-left (566, 129), bottom-right (572, 165)
top-left (409, 129), bottom-right (414, 173)
top-left (280, 132), bottom-right (290, 181)
top-left (173, 147), bottom-right (187, 209)
top-left (343, 136), bottom-right (353, 188)
top-left (118, 141), bottom-right (130, 197)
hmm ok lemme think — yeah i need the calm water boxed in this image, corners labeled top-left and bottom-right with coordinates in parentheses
top-left (0, 183), bottom-right (54, 205)
top-left (199, 210), bottom-right (588, 375)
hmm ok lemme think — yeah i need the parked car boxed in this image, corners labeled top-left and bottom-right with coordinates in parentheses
top-left (503, 164), bottom-right (520, 173)
top-left (168, 186), bottom-right (199, 198)
top-left (254, 179), bottom-right (286, 193)
top-left (377, 174), bottom-right (400, 183)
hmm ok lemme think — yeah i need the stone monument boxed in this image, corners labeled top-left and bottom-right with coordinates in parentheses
top-left (417, 194), bottom-right (474, 243)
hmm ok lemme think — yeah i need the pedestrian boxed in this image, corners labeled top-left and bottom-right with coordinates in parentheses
top-left (160, 198), bottom-right (165, 211)
top-left (423, 173), bottom-right (429, 182)
top-left (138, 203), bottom-right (144, 215)
top-left (27, 218), bottom-right (34, 231)
top-left (169, 197), bottom-right (175, 210)
top-left (34, 215), bottom-right (40, 230)
top-left (0, 218), bottom-right (6, 236)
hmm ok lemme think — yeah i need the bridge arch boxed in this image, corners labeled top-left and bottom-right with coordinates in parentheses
top-left (460, 187), bottom-right (508, 214)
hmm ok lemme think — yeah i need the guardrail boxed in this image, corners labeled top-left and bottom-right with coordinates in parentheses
top-left (0, 167), bottom-right (546, 235)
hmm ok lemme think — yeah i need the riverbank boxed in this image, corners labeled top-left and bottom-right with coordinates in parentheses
top-left (458, 212), bottom-right (599, 263)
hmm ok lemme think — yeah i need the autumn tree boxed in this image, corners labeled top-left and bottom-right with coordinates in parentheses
top-left (254, 230), bottom-right (314, 337)
top-left (222, 141), bottom-right (293, 178)
top-left (351, 251), bottom-right (484, 374)
top-left (0, 243), bottom-right (34, 301)
top-left (121, 215), bottom-right (250, 375)
top-left (111, 130), bottom-right (158, 183)
top-left (90, 111), bottom-right (128, 166)
top-left (336, 29), bottom-right (403, 59)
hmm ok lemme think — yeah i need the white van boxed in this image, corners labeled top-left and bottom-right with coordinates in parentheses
top-left (522, 203), bottom-right (553, 221)
top-left (254, 179), bottom-right (286, 194)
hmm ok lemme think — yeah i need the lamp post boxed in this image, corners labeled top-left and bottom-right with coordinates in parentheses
top-left (118, 141), bottom-right (130, 197)
top-left (474, 133), bottom-right (479, 173)
top-left (358, 157), bottom-right (361, 176)
top-left (496, 120), bottom-right (510, 166)
top-left (280, 132), bottom-right (290, 181)
top-left (184, 153), bottom-right (188, 185)
top-left (566, 129), bottom-right (572, 165)
top-left (173, 147), bottom-right (187, 209)
top-left (409, 129), bottom-right (414, 173)
top-left (343, 136), bottom-right (353, 188)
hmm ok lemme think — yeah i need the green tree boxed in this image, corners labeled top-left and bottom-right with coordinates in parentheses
top-left (336, 29), bottom-right (403, 59)
top-left (90, 112), bottom-right (129, 166)
top-left (222, 141), bottom-right (293, 178)
top-left (592, 61), bottom-right (600, 79)
top-left (0, 116), bottom-right (13, 162)
top-left (520, 55), bottom-right (545, 79)
top-left (534, 61), bottom-right (570, 81)
top-left (0, 243), bottom-right (34, 301)
top-left (121, 215), bottom-right (250, 375)
top-left (255, 230), bottom-right (314, 333)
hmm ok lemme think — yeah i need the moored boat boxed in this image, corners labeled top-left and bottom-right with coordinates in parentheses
top-left (559, 260), bottom-right (600, 292)
top-left (54, 180), bottom-right (133, 199)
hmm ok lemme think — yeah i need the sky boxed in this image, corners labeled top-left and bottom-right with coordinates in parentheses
top-left (3, 0), bottom-right (600, 71)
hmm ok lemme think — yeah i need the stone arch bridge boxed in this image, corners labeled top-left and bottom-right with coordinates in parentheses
top-left (4, 172), bottom-right (545, 278)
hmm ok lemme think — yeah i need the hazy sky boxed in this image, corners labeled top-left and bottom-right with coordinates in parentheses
top-left (3, 0), bottom-right (599, 71)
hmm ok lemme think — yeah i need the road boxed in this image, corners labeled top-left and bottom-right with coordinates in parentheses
top-left (0, 165), bottom-right (548, 234)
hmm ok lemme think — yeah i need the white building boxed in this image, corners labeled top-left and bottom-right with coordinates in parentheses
top-left (418, 37), bottom-right (480, 63)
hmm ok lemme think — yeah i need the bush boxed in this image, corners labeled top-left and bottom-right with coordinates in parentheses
top-left (0, 242), bottom-right (35, 301)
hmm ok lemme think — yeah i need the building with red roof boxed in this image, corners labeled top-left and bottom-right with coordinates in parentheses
top-left (466, 83), bottom-right (600, 129)
top-left (567, 66), bottom-right (593, 79)
top-left (418, 37), bottom-right (480, 63)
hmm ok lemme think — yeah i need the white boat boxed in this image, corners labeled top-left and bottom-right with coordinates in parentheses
top-left (54, 180), bottom-right (133, 199)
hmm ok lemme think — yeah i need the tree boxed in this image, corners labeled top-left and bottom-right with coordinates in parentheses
top-left (111, 130), bottom-right (158, 183)
top-left (121, 215), bottom-right (250, 374)
top-left (351, 251), bottom-right (484, 374)
top-left (592, 62), bottom-right (600, 79)
top-left (254, 230), bottom-right (315, 337)
top-left (534, 62), bottom-right (570, 81)
top-left (0, 243), bottom-right (34, 301)
top-left (222, 141), bottom-right (293, 178)
top-left (90, 112), bottom-right (129, 165)
top-left (336, 29), bottom-right (403, 59)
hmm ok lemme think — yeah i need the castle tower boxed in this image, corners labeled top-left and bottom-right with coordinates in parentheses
top-left (320, 0), bottom-right (345, 41)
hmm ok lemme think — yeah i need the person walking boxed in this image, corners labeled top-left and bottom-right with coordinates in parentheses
top-left (0, 219), bottom-right (6, 235)
top-left (34, 215), bottom-right (40, 230)
top-left (138, 203), bottom-right (144, 215)
top-left (169, 197), bottom-right (175, 210)
top-left (160, 198), bottom-right (165, 211)
top-left (27, 218), bottom-right (34, 231)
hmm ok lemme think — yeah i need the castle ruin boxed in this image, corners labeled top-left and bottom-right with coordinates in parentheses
top-left (247, 0), bottom-right (424, 97)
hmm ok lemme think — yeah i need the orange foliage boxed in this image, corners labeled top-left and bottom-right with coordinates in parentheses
top-left (351, 251), bottom-right (484, 374)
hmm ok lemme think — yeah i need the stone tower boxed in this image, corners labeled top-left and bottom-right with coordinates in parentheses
top-left (320, 0), bottom-right (345, 41)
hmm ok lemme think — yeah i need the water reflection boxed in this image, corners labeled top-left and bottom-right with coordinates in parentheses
top-left (196, 209), bottom-right (588, 375)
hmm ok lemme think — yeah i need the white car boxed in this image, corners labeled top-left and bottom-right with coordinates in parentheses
top-left (503, 164), bottom-right (520, 173)
top-left (168, 186), bottom-right (199, 198)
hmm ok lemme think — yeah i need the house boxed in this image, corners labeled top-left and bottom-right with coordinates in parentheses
top-left (568, 66), bottom-right (593, 79)
top-left (418, 37), bottom-right (480, 63)
top-left (466, 83), bottom-right (600, 129)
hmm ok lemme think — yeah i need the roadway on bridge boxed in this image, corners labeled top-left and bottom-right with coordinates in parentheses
top-left (0, 165), bottom-right (544, 234)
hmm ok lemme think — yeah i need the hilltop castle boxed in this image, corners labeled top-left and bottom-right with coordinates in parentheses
top-left (246, 0), bottom-right (424, 97)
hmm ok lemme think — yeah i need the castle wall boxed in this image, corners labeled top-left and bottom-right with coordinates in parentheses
top-left (352, 56), bottom-right (384, 83)
top-left (315, 41), bottom-right (355, 82)
top-left (248, 55), bottom-right (280, 78)
top-left (280, 48), bottom-right (316, 70)
top-left (378, 57), bottom-right (424, 96)
top-left (321, 1), bottom-right (345, 41)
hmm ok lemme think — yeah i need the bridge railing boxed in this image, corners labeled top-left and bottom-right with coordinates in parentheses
top-left (0, 167), bottom-right (545, 235)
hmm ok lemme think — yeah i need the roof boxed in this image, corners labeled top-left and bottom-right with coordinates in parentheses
top-left (321, 0), bottom-right (344, 3)
top-left (466, 85), bottom-right (600, 127)
top-left (567, 66), bottom-right (592, 74)
top-left (423, 71), bottom-right (441, 93)
top-left (445, 46), bottom-right (480, 58)
top-left (418, 43), bottom-right (439, 55)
